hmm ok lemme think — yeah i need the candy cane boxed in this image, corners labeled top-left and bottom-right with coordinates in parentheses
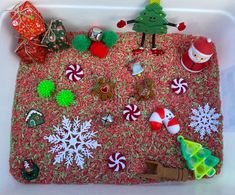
top-left (149, 108), bottom-right (180, 134)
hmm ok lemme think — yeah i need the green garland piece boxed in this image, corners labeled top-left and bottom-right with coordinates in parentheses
top-left (56, 90), bottom-right (75, 107)
top-left (72, 34), bottom-right (91, 52)
top-left (37, 80), bottom-right (55, 98)
top-left (101, 30), bottom-right (118, 48)
top-left (21, 163), bottom-right (39, 181)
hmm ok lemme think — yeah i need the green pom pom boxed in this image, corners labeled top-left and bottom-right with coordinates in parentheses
top-left (37, 80), bottom-right (55, 98)
top-left (56, 90), bottom-right (75, 107)
top-left (72, 34), bottom-right (91, 52)
top-left (101, 31), bottom-right (118, 48)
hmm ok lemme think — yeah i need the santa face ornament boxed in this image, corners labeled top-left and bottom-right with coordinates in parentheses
top-left (181, 38), bottom-right (214, 73)
top-left (188, 45), bottom-right (212, 63)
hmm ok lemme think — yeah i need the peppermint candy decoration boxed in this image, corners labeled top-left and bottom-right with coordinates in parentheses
top-left (171, 78), bottom-right (188, 95)
top-left (108, 153), bottom-right (126, 172)
top-left (65, 64), bottom-right (84, 82)
top-left (123, 104), bottom-right (141, 121)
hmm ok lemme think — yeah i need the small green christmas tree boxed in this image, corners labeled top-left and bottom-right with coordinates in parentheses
top-left (133, 3), bottom-right (168, 35)
top-left (117, 1), bottom-right (185, 54)
top-left (177, 136), bottom-right (220, 180)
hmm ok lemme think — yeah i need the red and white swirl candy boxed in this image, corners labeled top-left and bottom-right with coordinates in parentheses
top-left (108, 152), bottom-right (126, 172)
top-left (65, 64), bottom-right (84, 82)
top-left (123, 104), bottom-right (141, 121)
top-left (171, 78), bottom-right (188, 95)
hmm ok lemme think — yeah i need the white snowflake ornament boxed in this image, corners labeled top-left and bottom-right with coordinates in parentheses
top-left (189, 103), bottom-right (221, 139)
top-left (44, 116), bottom-right (101, 169)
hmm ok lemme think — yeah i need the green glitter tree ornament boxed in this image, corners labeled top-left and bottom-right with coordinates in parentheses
top-left (72, 34), bottom-right (91, 52)
top-left (101, 30), bottom-right (118, 48)
top-left (37, 80), bottom-right (55, 98)
top-left (177, 135), bottom-right (220, 180)
top-left (56, 90), bottom-right (75, 107)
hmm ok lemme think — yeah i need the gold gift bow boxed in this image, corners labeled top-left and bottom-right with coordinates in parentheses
top-left (15, 38), bottom-right (46, 63)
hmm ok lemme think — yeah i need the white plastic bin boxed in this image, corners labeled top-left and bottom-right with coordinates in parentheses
top-left (0, 0), bottom-right (235, 195)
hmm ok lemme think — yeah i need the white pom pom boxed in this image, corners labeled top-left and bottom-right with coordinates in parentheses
top-left (207, 38), bottom-right (212, 43)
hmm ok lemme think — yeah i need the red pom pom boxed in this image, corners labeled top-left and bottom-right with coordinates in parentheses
top-left (90, 42), bottom-right (109, 58)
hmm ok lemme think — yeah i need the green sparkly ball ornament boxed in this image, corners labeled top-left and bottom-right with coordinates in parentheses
top-left (37, 80), bottom-right (55, 98)
top-left (56, 90), bottom-right (75, 107)
top-left (101, 30), bottom-right (118, 48)
top-left (72, 34), bottom-right (91, 52)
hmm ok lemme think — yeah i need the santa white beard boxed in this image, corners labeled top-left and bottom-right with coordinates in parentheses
top-left (188, 45), bottom-right (212, 63)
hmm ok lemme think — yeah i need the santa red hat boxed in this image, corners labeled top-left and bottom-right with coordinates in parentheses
top-left (192, 37), bottom-right (214, 57)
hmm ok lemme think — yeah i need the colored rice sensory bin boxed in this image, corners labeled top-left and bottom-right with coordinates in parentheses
top-left (1, 0), bottom-right (235, 194)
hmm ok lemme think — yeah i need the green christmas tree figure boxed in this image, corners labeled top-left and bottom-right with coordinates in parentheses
top-left (117, 2), bottom-right (186, 55)
top-left (133, 3), bottom-right (168, 35)
top-left (177, 136), bottom-right (220, 180)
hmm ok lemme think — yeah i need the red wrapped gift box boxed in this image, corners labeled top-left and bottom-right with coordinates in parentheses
top-left (10, 1), bottom-right (46, 40)
top-left (15, 37), bottom-right (47, 64)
